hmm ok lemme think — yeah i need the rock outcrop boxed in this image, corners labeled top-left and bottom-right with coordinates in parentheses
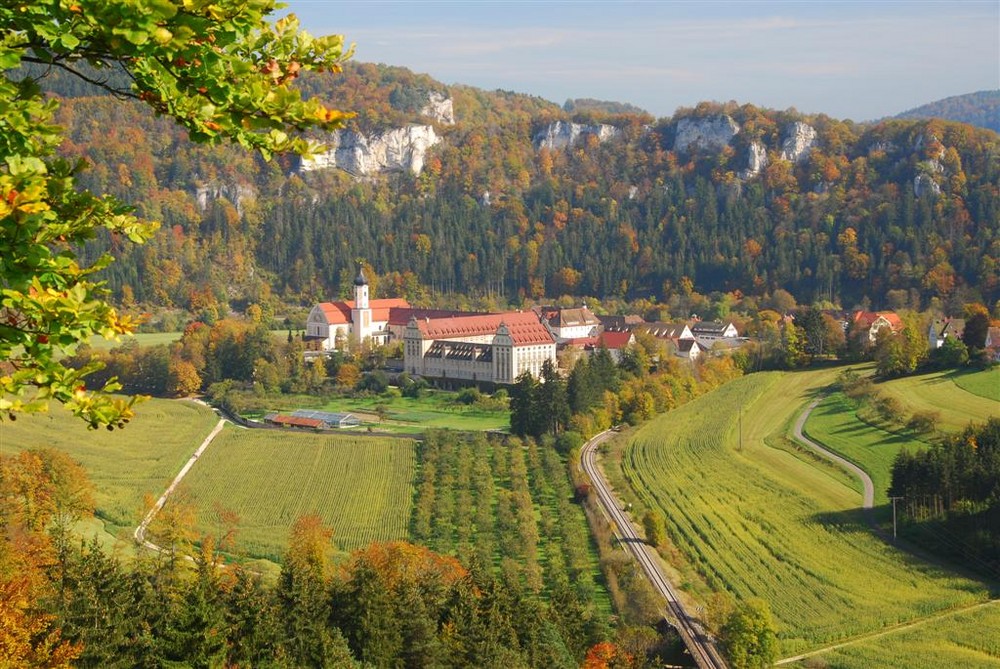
top-left (300, 125), bottom-right (440, 176)
top-left (739, 141), bottom-right (769, 179)
top-left (914, 159), bottom-right (945, 197)
top-left (534, 121), bottom-right (620, 150)
top-left (421, 92), bottom-right (455, 125)
top-left (914, 173), bottom-right (942, 197)
top-left (673, 115), bottom-right (740, 153)
top-left (195, 182), bottom-right (256, 214)
top-left (780, 122), bottom-right (817, 163)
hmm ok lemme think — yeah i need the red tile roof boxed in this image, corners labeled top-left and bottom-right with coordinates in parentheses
top-left (415, 311), bottom-right (553, 346)
top-left (267, 414), bottom-right (324, 428)
top-left (852, 310), bottom-right (901, 331)
top-left (599, 331), bottom-right (634, 349)
top-left (563, 336), bottom-right (601, 348)
top-left (316, 298), bottom-right (411, 325)
top-left (387, 307), bottom-right (481, 326)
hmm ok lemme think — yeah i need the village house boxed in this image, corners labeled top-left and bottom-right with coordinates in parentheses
top-left (590, 330), bottom-right (635, 363)
top-left (642, 322), bottom-right (695, 341)
top-left (928, 318), bottom-right (965, 349)
top-left (688, 320), bottom-right (740, 348)
top-left (986, 326), bottom-right (1000, 361)
top-left (597, 313), bottom-right (646, 331)
top-left (850, 310), bottom-right (903, 344)
top-left (674, 338), bottom-right (702, 361)
top-left (536, 305), bottom-right (602, 343)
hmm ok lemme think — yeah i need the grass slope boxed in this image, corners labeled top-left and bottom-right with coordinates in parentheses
top-left (614, 370), bottom-right (994, 658)
top-left (1, 398), bottom-right (218, 537)
top-left (950, 366), bottom-right (1000, 403)
top-left (875, 368), bottom-right (1000, 431)
top-left (802, 393), bottom-right (924, 506)
top-left (181, 428), bottom-right (416, 561)
top-left (801, 601), bottom-right (1000, 668)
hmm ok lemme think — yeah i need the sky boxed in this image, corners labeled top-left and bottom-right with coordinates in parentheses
top-left (281, 1), bottom-right (1000, 122)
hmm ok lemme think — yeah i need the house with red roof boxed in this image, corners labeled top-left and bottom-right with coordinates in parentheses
top-left (851, 310), bottom-right (903, 344)
top-left (403, 311), bottom-right (556, 385)
top-left (591, 330), bottom-right (635, 363)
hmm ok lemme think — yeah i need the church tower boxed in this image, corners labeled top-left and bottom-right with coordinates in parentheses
top-left (351, 265), bottom-right (372, 344)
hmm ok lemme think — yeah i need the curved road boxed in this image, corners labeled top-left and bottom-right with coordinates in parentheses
top-left (581, 431), bottom-right (728, 669)
top-left (792, 398), bottom-right (874, 510)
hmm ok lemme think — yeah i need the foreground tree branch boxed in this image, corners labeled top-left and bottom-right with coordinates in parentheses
top-left (0, 0), bottom-right (353, 428)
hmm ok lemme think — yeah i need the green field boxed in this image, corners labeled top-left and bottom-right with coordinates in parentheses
top-left (803, 393), bottom-right (923, 506)
top-left (609, 370), bottom-right (996, 659)
top-left (255, 389), bottom-right (510, 434)
top-left (802, 367), bottom-right (1000, 508)
top-left (875, 368), bottom-right (1000, 432)
top-left (87, 331), bottom-right (184, 350)
top-left (0, 398), bottom-right (218, 539)
top-left (794, 601), bottom-right (1000, 668)
top-left (181, 428), bottom-right (416, 561)
top-left (950, 366), bottom-right (1000, 402)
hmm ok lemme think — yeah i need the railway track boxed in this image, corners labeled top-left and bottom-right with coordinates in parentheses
top-left (581, 430), bottom-right (728, 669)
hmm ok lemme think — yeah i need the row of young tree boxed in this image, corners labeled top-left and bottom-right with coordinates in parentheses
top-left (888, 418), bottom-right (1000, 574)
top-left (0, 447), bottom-right (662, 668)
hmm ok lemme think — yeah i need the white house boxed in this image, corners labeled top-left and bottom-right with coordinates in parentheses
top-left (538, 306), bottom-right (602, 343)
top-left (928, 318), bottom-right (965, 349)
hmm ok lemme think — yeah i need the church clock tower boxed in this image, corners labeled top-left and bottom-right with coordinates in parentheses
top-left (351, 265), bottom-right (371, 345)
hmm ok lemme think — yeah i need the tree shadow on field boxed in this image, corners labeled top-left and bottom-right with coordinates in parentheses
top-left (809, 506), bottom-right (1000, 588)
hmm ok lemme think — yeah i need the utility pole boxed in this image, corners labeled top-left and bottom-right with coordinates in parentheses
top-left (889, 496), bottom-right (904, 540)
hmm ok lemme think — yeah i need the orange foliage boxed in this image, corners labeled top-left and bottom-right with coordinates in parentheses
top-left (582, 641), bottom-right (632, 668)
top-left (340, 541), bottom-right (467, 593)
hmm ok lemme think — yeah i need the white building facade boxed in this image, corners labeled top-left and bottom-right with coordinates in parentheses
top-left (404, 312), bottom-right (557, 385)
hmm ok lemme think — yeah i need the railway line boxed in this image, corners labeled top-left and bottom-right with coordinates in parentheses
top-left (581, 430), bottom-right (728, 669)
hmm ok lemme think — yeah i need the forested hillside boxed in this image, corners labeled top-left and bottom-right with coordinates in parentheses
top-left (893, 90), bottom-right (1000, 134)
top-left (35, 62), bottom-right (999, 316)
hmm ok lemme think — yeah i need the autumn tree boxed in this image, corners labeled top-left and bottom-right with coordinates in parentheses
top-left (722, 598), bottom-right (778, 669)
top-left (0, 0), bottom-right (352, 427)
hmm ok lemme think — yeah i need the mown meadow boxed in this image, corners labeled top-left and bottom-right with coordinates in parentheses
top-left (803, 366), bottom-right (999, 508)
top-left (606, 369), bottom-right (996, 662)
top-left (793, 601), bottom-right (1000, 668)
top-left (0, 398), bottom-right (218, 541)
top-left (242, 388), bottom-right (510, 434)
top-left (873, 367), bottom-right (999, 430)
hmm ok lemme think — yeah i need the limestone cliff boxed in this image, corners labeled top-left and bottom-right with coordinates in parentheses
top-left (780, 122), bottom-right (817, 162)
top-left (534, 121), bottom-right (620, 150)
top-left (300, 125), bottom-right (440, 176)
top-left (673, 115), bottom-right (740, 153)
top-left (421, 92), bottom-right (455, 125)
top-left (195, 182), bottom-right (256, 214)
top-left (739, 141), bottom-right (769, 179)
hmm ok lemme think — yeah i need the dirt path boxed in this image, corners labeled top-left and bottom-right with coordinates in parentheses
top-left (792, 397), bottom-right (874, 509)
top-left (133, 417), bottom-right (225, 551)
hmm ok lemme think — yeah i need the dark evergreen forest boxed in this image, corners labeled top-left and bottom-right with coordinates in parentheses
top-left (29, 62), bottom-right (1000, 315)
